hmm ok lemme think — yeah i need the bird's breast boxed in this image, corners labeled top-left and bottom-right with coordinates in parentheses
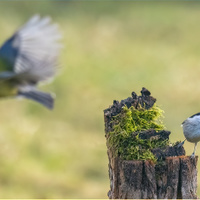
top-left (182, 117), bottom-right (200, 143)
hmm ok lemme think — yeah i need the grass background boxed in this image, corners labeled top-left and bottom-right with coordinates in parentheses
top-left (0, 1), bottom-right (199, 198)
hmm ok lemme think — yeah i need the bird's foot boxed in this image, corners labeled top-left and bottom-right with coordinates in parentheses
top-left (190, 153), bottom-right (195, 158)
top-left (177, 140), bottom-right (185, 148)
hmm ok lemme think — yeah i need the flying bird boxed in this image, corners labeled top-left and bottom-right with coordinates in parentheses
top-left (0, 15), bottom-right (62, 109)
top-left (180, 113), bottom-right (200, 157)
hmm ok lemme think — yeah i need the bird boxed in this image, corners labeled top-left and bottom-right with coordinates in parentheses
top-left (180, 112), bottom-right (200, 157)
top-left (0, 14), bottom-right (62, 109)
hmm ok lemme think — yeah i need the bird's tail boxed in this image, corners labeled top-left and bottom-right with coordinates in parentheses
top-left (18, 90), bottom-right (54, 109)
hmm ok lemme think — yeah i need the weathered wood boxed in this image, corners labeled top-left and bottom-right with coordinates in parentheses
top-left (156, 157), bottom-right (180, 199)
top-left (107, 156), bottom-right (198, 199)
top-left (142, 160), bottom-right (157, 199)
top-left (119, 160), bottom-right (143, 199)
top-left (179, 156), bottom-right (198, 199)
top-left (107, 153), bottom-right (120, 199)
top-left (165, 157), bottom-right (180, 199)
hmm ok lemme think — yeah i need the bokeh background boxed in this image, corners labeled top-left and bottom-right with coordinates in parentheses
top-left (0, 1), bottom-right (200, 198)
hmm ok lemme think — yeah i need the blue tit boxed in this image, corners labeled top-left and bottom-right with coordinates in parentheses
top-left (0, 15), bottom-right (62, 109)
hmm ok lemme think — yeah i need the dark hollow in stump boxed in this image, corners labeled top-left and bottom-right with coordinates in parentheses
top-left (104, 88), bottom-right (198, 199)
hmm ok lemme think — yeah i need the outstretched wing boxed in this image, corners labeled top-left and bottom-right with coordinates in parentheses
top-left (0, 15), bottom-right (62, 82)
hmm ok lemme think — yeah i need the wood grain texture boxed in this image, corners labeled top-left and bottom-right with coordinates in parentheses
top-left (107, 156), bottom-right (198, 199)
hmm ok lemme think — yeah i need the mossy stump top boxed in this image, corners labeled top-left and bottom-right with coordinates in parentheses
top-left (104, 88), bottom-right (198, 199)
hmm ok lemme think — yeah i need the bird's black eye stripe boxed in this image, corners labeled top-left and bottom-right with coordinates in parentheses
top-left (189, 112), bottom-right (200, 118)
top-left (182, 120), bottom-right (185, 124)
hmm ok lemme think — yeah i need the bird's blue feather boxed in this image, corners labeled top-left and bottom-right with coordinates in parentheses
top-left (0, 35), bottom-right (19, 71)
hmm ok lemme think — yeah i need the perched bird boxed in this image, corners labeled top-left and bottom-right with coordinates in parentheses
top-left (0, 15), bottom-right (62, 109)
top-left (180, 113), bottom-right (200, 157)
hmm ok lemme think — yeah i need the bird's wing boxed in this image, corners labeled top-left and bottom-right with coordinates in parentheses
top-left (0, 14), bottom-right (62, 82)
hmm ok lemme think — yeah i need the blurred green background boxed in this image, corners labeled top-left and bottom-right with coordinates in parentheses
top-left (0, 1), bottom-right (200, 198)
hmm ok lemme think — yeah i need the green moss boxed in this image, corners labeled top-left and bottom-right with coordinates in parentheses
top-left (108, 104), bottom-right (168, 163)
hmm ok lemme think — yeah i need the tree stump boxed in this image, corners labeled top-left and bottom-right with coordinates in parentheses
top-left (104, 88), bottom-right (198, 199)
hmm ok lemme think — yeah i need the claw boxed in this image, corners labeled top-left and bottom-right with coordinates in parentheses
top-left (191, 153), bottom-right (195, 158)
top-left (177, 139), bottom-right (186, 148)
